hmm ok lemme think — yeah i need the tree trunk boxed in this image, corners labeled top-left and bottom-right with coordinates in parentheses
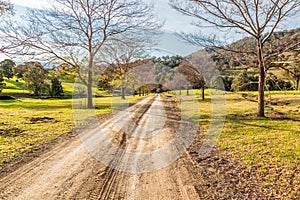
top-left (257, 40), bottom-right (265, 117)
top-left (87, 55), bottom-right (94, 109)
top-left (34, 88), bottom-right (38, 96)
top-left (296, 79), bottom-right (299, 90)
top-left (87, 83), bottom-right (93, 108)
top-left (186, 88), bottom-right (189, 96)
top-left (202, 85), bottom-right (205, 100)
top-left (133, 85), bottom-right (135, 97)
top-left (121, 87), bottom-right (125, 99)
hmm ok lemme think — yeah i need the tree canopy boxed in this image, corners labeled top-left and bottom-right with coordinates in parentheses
top-left (0, 59), bottom-right (15, 79)
top-left (23, 65), bottom-right (48, 96)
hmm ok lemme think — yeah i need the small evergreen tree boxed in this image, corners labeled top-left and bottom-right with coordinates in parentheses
top-left (50, 77), bottom-right (64, 97)
top-left (222, 76), bottom-right (234, 91)
top-left (0, 59), bottom-right (15, 79)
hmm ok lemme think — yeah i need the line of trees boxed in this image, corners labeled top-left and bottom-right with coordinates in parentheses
top-left (0, 0), bottom-right (160, 108)
top-left (0, 59), bottom-right (64, 97)
top-left (23, 65), bottom-right (64, 97)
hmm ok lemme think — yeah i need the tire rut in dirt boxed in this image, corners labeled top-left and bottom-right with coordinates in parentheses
top-left (89, 97), bottom-right (156, 199)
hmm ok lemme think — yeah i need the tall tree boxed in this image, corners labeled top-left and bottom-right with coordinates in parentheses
top-left (98, 32), bottom-right (154, 99)
top-left (50, 76), bottom-right (64, 97)
top-left (0, 59), bottom-right (15, 79)
top-left (171, 0), bottom-right (300, 117)
top-left (0, 0), bottom-right (159, 108)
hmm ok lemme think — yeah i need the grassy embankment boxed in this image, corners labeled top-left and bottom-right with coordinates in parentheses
top-left (0, 78), bottom-right (147, 165)
top-left (177, 89), bottom-right (300, 198)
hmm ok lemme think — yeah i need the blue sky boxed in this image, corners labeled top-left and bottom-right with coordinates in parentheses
top-left (11, 0), bottom-right (300, 33)
top-left (4, 0), bottom-right (200, 58)
top-left (3, 0), bottom-right (300, 59)
top-left (10, 0), bottom-right (198, 33)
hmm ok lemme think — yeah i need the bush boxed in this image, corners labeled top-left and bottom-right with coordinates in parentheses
top-left (267, 75), bottom-right (292, 90)
top-left (24, 65), bottom-right (48, 96)
top-left (0, 59), bottom-right (15, 79)
top-left (232, 71), bottom-right (292, 92)
top-left (222, 76), bottom-right (234, 91)
top-left (49, 77), bottom-right (64, 97)
top-left (232, 71), bottom-right (250, 91)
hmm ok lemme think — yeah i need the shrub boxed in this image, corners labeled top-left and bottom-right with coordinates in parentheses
top-left (24, 65), bottom-right (48, 96)
top-left (50, 77), bottom-right (64, 97)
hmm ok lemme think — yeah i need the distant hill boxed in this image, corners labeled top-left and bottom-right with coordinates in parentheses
top-left (204, 28), bottom-right (300, 72)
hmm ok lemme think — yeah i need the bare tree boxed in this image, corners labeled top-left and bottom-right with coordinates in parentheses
top-left (170, 0), bottom-right (300, 117)
top-left (98, 33), bottom-right (153, 99)
top-left (0, 0), bottom-right (159, 108)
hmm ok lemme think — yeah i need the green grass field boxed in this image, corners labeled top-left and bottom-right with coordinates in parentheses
top-left (0, 78), bottom-right (148, 165)
top-left (1, 79), bottom-right (300, 198)
top-left (177, 89), bottom-right (300, 198)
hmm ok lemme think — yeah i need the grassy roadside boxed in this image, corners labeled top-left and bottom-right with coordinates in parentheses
top-left (0, 79), bottom-right (148, 166)
top-left (178, 89), bottom-right (300, 199)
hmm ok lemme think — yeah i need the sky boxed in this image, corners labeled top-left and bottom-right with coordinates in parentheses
top-left (9, 0), bottom-right (300, 33)
top-left (3, 0), bottom-right (199, 59)
top-left (10, 0), bottom-right (198, 33)
top-left (3, 0), bottom-right (300, 59)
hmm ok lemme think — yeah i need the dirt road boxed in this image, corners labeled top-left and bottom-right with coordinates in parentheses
top-left (0, 95), bottom-right (201, 199)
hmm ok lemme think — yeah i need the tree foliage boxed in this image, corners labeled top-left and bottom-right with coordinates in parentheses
top-left (99, 59), bottom-right (151, 98)
top-left (98, 75), bottom-right (111, 91)
top-left (0, 70), bottom-right (5, 93)
top-left (153, 55), bottom-right (183, 68)
top-left (232, 71), bottom-right (251, 92)
top-left (286, 61), bottom-right (300, 90)
top-left (49, 77), bottom-right (64, 97)
top-left (0, 59), bottom-right (15, 79)
top-left (98, 35), bottom-right (154, 99)
top-left (231, 71), bottom-right (292, 92)
top-left (23, 65), bottom-right (48, 96)
top-left (14, 61), bottom-right (43, 79)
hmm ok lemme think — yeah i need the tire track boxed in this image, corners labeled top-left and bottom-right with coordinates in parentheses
top-left (0, 95), bottom-right (202, 200)
top-left (91, 96), bottom-right (156, 199)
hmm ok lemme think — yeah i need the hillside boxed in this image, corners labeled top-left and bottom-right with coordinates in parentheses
top-left (199, 28), bottom-right (300, 91)
top-left (207, 28), bottom-right (300, 71)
